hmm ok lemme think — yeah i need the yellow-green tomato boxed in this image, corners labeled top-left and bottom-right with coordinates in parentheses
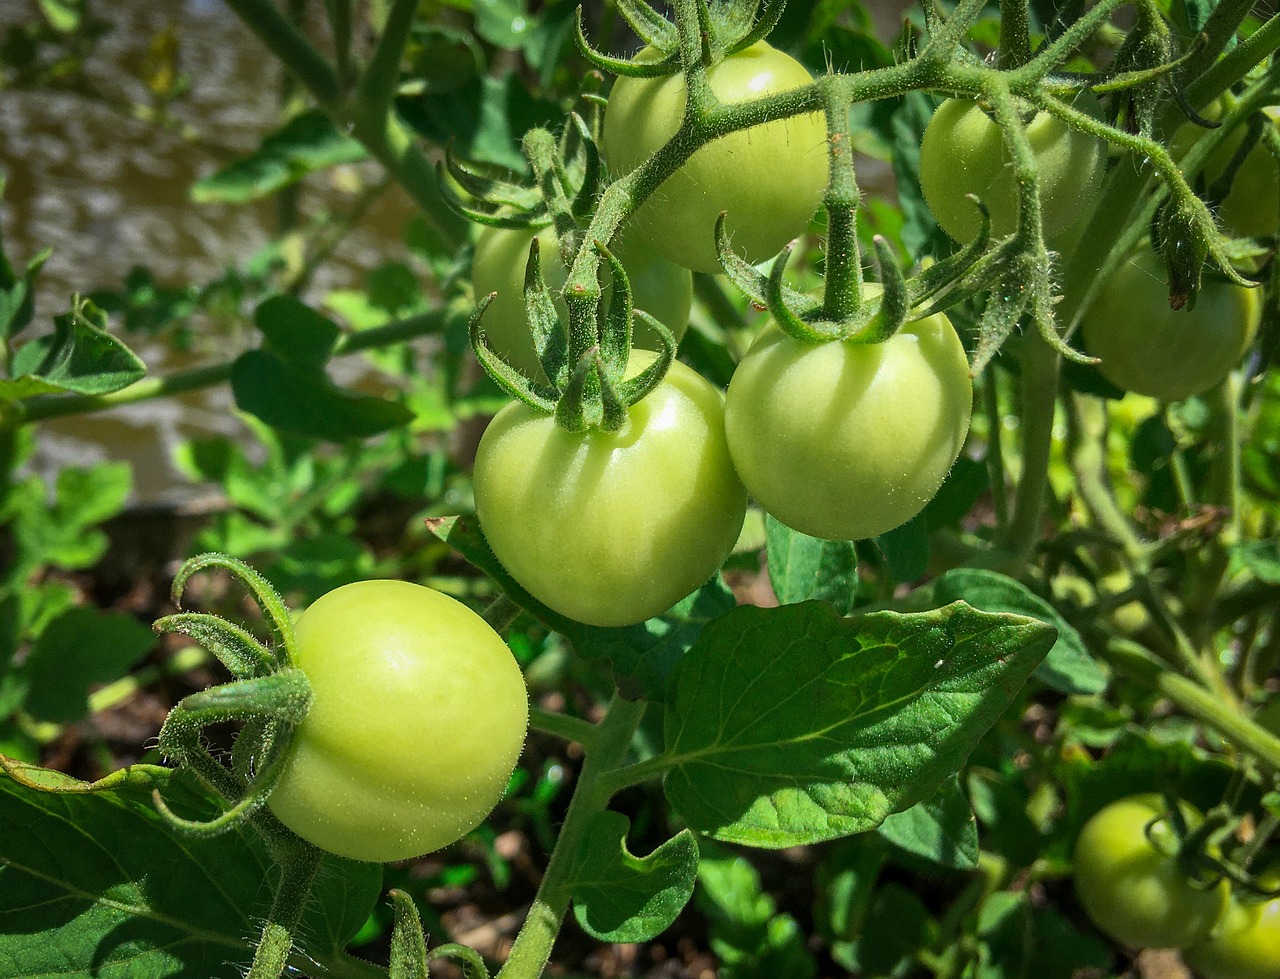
top-left (919, 96), bottom-right (1106, 241)
top-left (1184, 890), bottom-right (1280, 979)
top-left (1073, 795), bottom-right (1230, 950)
top-left (723, 293), bottom-right (973, 541)
top-left (602, 42), bottom-right (828, 274)
top-left (471, 225), bottom-right (692, 378)
top-left (473, 352), bottom-right (747, 627)
top-left (1079, 244), bottom-right (1260, 402)
top-left (266, 580), bottom-right (528, 863)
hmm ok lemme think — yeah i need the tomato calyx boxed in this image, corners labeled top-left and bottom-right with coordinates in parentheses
top-left (150, 552), bottom-right (316, 841)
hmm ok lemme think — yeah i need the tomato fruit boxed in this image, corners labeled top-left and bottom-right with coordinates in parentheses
top-left (1073, 795), bottom-right (1230, 950)
top-left (1079, 243), bottom-right (1260, 402)
top-left (1184, 890), bottom-right (1280, 979)
top-left (919, 95), bottom-right (1106, 241)
top-left (723, 289), bottom-right (972, 541)
top-left (266, 580), bottom-right (528, 863)
top-left (472, 225), bottom-right (692, 378)
top-left (602, 42), bottom-right (828, 274)
top-left (473, 351), bottom-right (747, 627)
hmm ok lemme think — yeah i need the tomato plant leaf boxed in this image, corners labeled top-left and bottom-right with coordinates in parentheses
top-left (19, 607), bottom-right (155, 724)
top-left (930, 569), bottom-right (1107, 695)
top-left (876, 775), bottom-right (979, 870)
top-left (189, 109), bottom-right (367, 204)
top-left (0, 766), bottom-right (382, 978)
top-left (765, 515), bottom-right (859, 614)
top-left (254, 294), bottom-right (340, 369)
top-left (231, 349), bottom-right (413, 440)
top-left (661, 601), bottom-right (1055, 847)
top-left (873, 514), bottom-right (930, 583)
top-left (9, 299), bottom-right (145, 396)
top-left (569, 811), bottom-right (698, 943)
top-left (1231, 538), bottom-right (1280, 584)
top-left (975, 892), bottom-right (1111, 978)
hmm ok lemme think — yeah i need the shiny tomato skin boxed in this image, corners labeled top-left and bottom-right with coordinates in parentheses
top-left (266, 580), bottom-right (528, 863)
top-left (919, 96), bottom-right (1106, 241)
top-left (723, 295), bottom-right (972, 542)
top-left (473, 352), bottom-right (747, 627)
top-left (1079, 244), bottom-right (1260, 402)
top-left (472, 225), bottom-right (692, 378)
top-left (1073, 795), bottom-right (1230, 950)
top-left (1183, 892), bottom-right (1280, 979)
top-left (602, 42), bottom-right (828, 274)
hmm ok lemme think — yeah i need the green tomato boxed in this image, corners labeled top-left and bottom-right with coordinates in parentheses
top-left (472, 225), bottom-right (692, 378)
top-left (1184, 890), bottom-right (1280, 979)
top-left (1073, 795), bottom-right (1230, 950)
top-left (1079, 243), bottom-right (1260, 402)
top-left (266, 580), bottom-right (528, 863)
top-left (919, 95), bottom-right (1106, 241)
top-left (723, 290), bottom-right (973, 541)
top-left (473, 351), bottom-right (747, 627)
top-left (602, 42), bottom-right (828, 274)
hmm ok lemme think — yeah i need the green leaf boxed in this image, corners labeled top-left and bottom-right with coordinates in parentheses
top-left (0, 767), bottom-right (381, 977)
top-left (570, 811), bottom-right (698, 943)
top-left (876, 775), bottom-right (979, 869)
top-left (20, 608), bottom-right (155, 724)
top-left (0, 247), bottom-right (50, 343)
top-left (231, 349), bottom-right (412, 440)
top-left (190, 109), bottom-right (367, 204)
top-left (873, 514), bottom-right (929, 583)
top-left (930, 569), bottom-right (1107, 695)
top-left (1232, 538), bottom-right (1280, 584)
top-left (849, 884), bottom-right (936, 976)
top-left (9, 299), bottom-right (145, 396)
top-left (661, 601), bottom-right (1055, 847)
top-left (974, 892), bottom-right (1111, 979)
top-left (765, 515), bottom-right (858, 614)
top-left (254, 294), bottom-right (340, 369)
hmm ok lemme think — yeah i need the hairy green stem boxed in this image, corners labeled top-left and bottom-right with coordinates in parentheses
top-left (982, 370), bottom-right (1009, 534)
top-left (819, 83), bottom-right (863, 322)
top-left (529, 708), bottom-right (598, 749)
top-left (1002, 334), bottom-right (1059, 570)
top-left (496, 694), bottom-right (645, 979)
top-left (996, 0), bottom-right (1031, 70)
top-left (247, 842), bottom-right (323, 979)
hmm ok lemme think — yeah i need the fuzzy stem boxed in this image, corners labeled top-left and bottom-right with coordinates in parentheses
top-left (818, 82), bottom-right (863, 323)
top-left (246, 842), bottom-right (323, 979)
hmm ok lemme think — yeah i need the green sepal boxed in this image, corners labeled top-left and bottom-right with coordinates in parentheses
top-left (595, 239), bottom-right (633, 377)
top-left (151, 736), bottom-right (290, 838)
top-left (153, 611), bottom-right (277, 679)
top-left (619, 311), bottom-right (677, 407)
top-left (575, 12), bottom-right (679, 77)
top-left (469, 293), bottom-right (558, 411)
top-left (428, 944), bottom-right (491, 979)
top-left (612, 0), bottom-right (677, 49)
top-left (567, 113), bottom-right (603, 222)
top-left (851, 237), bottom-right (909, 343)
top-left (714, 211), bottom-right (812, 312)
top-left (436, 164), bottom-right (543, 230)
top-left (554, 347), bottom-right (600, 432)
top-left (765, 247), bottom-right (841, 342)
top-left (158, 669), bottom-right (313, 746)
top-left (723, 0), bottom-right (787, 55)
top-left (907, 196), bottom-right (992, 306)
top-left (524, 236), bottom-right (570, 387)
top-left (170, 553), bottom-right (297, 664)
top-left (597, 353), bottom-right (629, 431)
top-left (388, 890), bottom-right (429, 979)
top-left (443, 143), bottom-right (539, 209)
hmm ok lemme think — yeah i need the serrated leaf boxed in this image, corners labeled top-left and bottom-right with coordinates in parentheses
top-left (570, 811), bottom-right (698, 942)
top-left (661, 601), bottom-right (1055, 847)
top-left (765, 516), bottom-right (858, 614)
top-left (20, 608), bottom-right (156, 724)
top-left (231, 349), bottom-right (412, 440)
top-left (0, 766), bottom-right (382, 978)
top-left (9, 300), bottom-right (145, 396)
top-left (930, 569), bottom-right (1106, 695)
top-left (876, 775), bottom-right (979, 869)
top-left (426, 515), bottom-right (735, 701)
top-left (190, 109), bottom-right (367, 204)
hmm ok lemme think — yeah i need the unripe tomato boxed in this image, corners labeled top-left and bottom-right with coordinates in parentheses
top-left (1079, 243), bottom-right (1260, 402)
top-left (472, 225), bottom-right (692, 378)
top-left (919, 96), bottom-right (1106, 241)
top-left (1073, 795), bottom-right (1230, 950)
top-left (473, 351), bottom-right (747, 627)
top-left (1183, 890), bottom-right (1280, 979)
top-left (266, 580), bottom-right (528, 863)
top-left (602, 42), bottom-right (828, 274)
top-left (723, 289), bottom-right (973, 541)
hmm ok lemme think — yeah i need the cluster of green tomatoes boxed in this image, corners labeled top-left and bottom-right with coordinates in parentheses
top-left (1074, 795), bottom-right (1280, 979)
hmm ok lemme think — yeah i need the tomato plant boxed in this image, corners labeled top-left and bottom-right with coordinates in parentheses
top-left (1073, 795), bottom-right (1229, 950)
top-left (471, 225), bottom-right (692, 378)
top-left (1174, 104), bottom-right (1280, 239)
top-left (919, 95), bottom-right (1106, 241)
top-left (265, 579), bottom-right (529, 863)
top-left (1183, 889), bottom-right (1280, 979)
top-left (1079, 243), bottom-right (1261, 401)
top-left (723, 294), bottom-right (972, 542)
top-left (601, 41), bottom-right (828, 274)
top-left (472, 351), bottom-right (746, 627)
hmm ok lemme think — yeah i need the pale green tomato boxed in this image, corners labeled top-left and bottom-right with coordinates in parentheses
top-left (724, 289), bottom-right (973, 541)
top-left (919, 96), bottom-right (1106, 241)
top-left (267, 580), bottom-right (528, 863)
top-left (1079, 243), bottom-right (1260, 402)
top-left (1184, 891), bottom-right (1280, 979)
top-left (602, 42), bottom-right (828, 274)
top-left (471, 225), bottom-right (692, 378)
top-left (473, 352), bottom-right (747, 627)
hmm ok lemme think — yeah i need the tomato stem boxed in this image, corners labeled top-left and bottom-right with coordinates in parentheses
top-left (246, 840), bottom-right (322, 979)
